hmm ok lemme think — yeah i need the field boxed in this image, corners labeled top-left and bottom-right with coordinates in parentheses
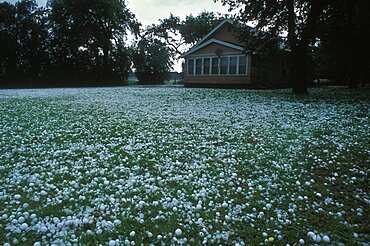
top-left (0, 87), bottom-right (369, 245)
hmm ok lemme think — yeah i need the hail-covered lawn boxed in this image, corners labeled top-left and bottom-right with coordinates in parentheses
top-left (0, 87), bottom-right (369, 246)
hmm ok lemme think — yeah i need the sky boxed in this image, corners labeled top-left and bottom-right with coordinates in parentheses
top-left (127, 0), bottom-right (230, 27)
top-left (2, 0), bottom-right (231, 27)
top-left (1, 0), bottom-right (232, 71)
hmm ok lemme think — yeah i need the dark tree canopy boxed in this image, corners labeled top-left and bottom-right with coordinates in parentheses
top-left (132, 36), bottom-right (172, 84)
top-left (48, 0), bottom-right (139, 84)
top-left (0, 0), bottom-right (48, 85)
top-left (0, 0), bottom-right (138, 87)
top-left (314, 0), bottom-right (370, 88)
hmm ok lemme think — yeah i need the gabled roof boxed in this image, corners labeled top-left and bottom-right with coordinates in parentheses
top-left (195, 19), bottom-right (234, 47)
top-left (180, 19), bottom-right (240, 58)
top-left (181, 39), bottom-right (244, 57)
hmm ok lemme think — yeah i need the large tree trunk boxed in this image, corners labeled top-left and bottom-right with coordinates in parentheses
top-left (290, 47), bottom-right (309, 95)
top-left (286, 0), bottom-right (326, 95)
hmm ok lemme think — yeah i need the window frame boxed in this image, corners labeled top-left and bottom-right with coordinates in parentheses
top-left (203, 58), bottom-right (211, 75)
top-left (186, 55), bottom-right (248, 76)
top-left (211, 57), bottom-right (219, 75)
top-left (229, 56), bottom-right (237, 75)
top-left (187, 58), bottom-right (195, 76)
top-left (195, 58), bottom-right (203, 75)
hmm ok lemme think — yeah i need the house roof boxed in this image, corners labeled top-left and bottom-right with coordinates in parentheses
top-left (181, 39), bottom-right (244, 57)
top-left (180, 19), bottom-right (243, 58)
top-left (194, 19), bottom-right (234, 47)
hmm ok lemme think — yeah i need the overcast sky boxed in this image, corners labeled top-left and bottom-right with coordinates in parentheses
top-left (128, 0), bottom-right (230, 26)
top-left (1, 0), bottom-right (231, 27)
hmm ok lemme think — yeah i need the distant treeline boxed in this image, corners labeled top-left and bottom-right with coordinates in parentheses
top-left (0, 0), bottom-right (173, 88)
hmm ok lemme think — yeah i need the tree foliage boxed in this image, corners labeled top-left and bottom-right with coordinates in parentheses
top-left (0, 0), bottom-right (48, 85)
top-left (147, 11), bottom-right (222, 59)
top-left (314, 0), bottom-right (370, 88)
top-left (47, 0), bottom-right (139, 84)
top-left (0, 0), bottom-right (138, 87)
top-left (132, 36), bottom-right (172, 84)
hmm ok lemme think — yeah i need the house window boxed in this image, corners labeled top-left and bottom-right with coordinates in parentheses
top-left (186, 55), bottom-right (248, 76)
top-left (239, 56), bottom-right (247, 74)
top-left (220, 57), bottom-right (228, 75)
top-left (187, 59), bottom-right (194, 75)
top-left (195, 59), bottom-right (202, 75)
top-left (229, 57), bottom-right (237, 75)
top-left (203, 58), bottom-right (210, 75)
top-left (211, 58), bottom-right (219, 75)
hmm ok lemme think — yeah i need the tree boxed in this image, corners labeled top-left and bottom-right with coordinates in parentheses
top-left (215, 0), bottom-right (330, 95)
top-left (132, 36), bottom-right (172, 84)
top-left (48, 0), bottom-right (139, 84)
top-left (0, 2), bottom-right (17, 81)
top-left (315, 0), bottom-right (370, 88)
top-left (0, 0), bottom-right (48, 85)
top-left (147, 11), bottom-right (222, 60)
top-left (181, 11), bottom-right (222, 44)
top-left (16, 0), bottom-right (49, 81)
top-left (110, 44), bottom-right (132, 83)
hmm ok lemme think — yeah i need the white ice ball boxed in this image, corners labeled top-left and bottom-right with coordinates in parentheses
top-left (322, 235), bottom-right (330, 243)
top-left (307, 231), bottom-right (315, 239)
top-left (175, 228), bottom-right (182, 237)
top-left (40, 226), bottom-right (48, 233)
top-left (20, 223), bottom-right (28, 230)
top-left (18, 217), bottom-right (25, 223)
top-left (129, 231), bottom-right (135, 237)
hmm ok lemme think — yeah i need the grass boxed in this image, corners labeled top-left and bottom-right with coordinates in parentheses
top-left (0, 86), bottom-right (369, 245)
